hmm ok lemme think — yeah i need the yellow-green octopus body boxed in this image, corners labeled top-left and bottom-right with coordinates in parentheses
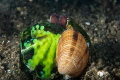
top-left (20, 19), bottom-right (92, 79)
top-left (20, 24), bottom-right (63, 79)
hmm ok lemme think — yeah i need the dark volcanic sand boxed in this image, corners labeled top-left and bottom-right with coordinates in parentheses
top-left (0, 0), bottom-right (120, 80)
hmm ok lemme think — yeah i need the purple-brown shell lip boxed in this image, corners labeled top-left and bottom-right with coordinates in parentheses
top-left (50, 13), bottom-right (68, 28)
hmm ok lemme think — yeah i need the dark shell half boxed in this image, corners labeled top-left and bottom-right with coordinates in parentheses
top-left (20, 23), bottom-right (65, 80)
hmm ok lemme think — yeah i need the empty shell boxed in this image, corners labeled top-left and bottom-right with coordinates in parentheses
top-left (56, 29), bottom-right (89, 77)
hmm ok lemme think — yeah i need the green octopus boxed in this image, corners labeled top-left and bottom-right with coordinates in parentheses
top-left (20, 23), bottom-right (64, 79)
top-left (20, 20), bottom-right (92, 79)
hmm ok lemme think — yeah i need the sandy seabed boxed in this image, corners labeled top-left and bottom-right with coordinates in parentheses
top-left (0, 0), bottom-right (120, 80)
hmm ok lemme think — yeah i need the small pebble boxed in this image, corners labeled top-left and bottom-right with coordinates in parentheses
top-left (85, 22), bottom-right (90, 25)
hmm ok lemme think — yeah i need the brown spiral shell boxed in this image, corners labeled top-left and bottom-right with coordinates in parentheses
top-left (56, 28), bottom-right (89, 77)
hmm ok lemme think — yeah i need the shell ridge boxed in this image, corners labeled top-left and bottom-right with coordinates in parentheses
top-left (56, 28), bottom-right (89, 78)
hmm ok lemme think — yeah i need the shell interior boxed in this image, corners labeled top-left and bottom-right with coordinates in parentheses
top-left (20, 23), bottom-right (65, 79)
